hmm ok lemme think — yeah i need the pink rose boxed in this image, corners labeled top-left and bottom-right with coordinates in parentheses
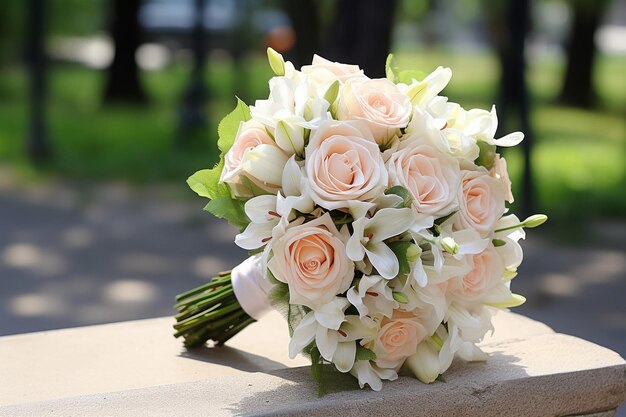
top-left (369, 310), bottom-right (428, 369)
top-left (449, 244), bottom-right (504, 302)
top-left (338, 78), bottom-right (412, 145)
top-left (491, 154), bottom-right (514, 203)
top-left (305, 121), bottom-right (388, 213)
top-left (220, 120), bottom-right (289, 196)
top-left (387, 144), bottom-right (460, 217)
top-left (267, 214), bottom-right (354, 309)
top-left (454, 169), bottom-right (505, 237)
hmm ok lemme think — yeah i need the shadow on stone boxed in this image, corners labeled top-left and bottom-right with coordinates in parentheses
top-left (178, 344), bottom-right (289, 373)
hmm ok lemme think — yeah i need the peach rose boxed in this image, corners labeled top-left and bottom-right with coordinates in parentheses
top-left (338, 78), bottom-right (412, 145)
top-left (454, 169), bottom-right (505, 237)
top-left (491, 154), bottom-right (514, 203)
top-left (267, 213), bottom-right (354, 309)
top-left (449, 244), bottom-right (504, 302)
top-left (305, 121), bottom-right (388, 213)
top-left (369, 310), bottom-right (428, 369)
top-left (387, 144), bottom-right (460, 217)
top-left (220, 120), bottom-right (288, 197)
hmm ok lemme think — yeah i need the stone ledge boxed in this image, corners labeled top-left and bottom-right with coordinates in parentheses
top-left (0, 311), bottom-right (624, 416)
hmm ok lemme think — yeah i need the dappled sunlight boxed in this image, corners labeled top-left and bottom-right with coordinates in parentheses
top-left (103, 279), bottom-right (159, 304)
top-left (8, 293), bottom-right (67, 317)
top-left (1, 243), bottom-right (67, 277)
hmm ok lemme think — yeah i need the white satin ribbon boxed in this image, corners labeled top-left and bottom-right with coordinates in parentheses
top-left (231, 254), bottom-right (274, 321)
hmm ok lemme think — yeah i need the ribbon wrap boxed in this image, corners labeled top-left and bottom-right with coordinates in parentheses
top-left (231, 255), bottom-right (274, 321)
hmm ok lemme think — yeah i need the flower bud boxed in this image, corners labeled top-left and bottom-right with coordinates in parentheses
top-left (323, 80), bottom-right (340, 106)
top-left (392, 291), bottom-right (409, 303)
top-left (242, 144), bottom-right (288, 187)
top-left (267, 47), bottom-right (285, 76)
top-left (440, 236), bottom-right (459, 255)
top-left (406, 243), bottom-right (421, 263)
top-left (275, 120), bottom-right (305, 156)
top-left (406, 342), bottom-right (441, 384)
top-left (523, 214), bottom-right (548, 228)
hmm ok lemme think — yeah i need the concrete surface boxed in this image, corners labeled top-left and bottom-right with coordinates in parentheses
top-left (0, 311), bottom-right (624, 416)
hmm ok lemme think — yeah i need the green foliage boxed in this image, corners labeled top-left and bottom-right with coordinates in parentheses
top-left (388, 241), bottom-right (413, 279)
top-left (204, 197), bottom-right (248, 230)
top-left (475, 141), bottom-right (497, 170)
top-left (187, 162), bottom-right (229, 200)
top-left (308, 345), bottom-right (360, 397)
top-left (217, 98), bottom-right (251, 156)
top-left (355, 345), bottom-right (377, 361)
top-left (386, 53), bottom-right (428, 84)
top-left (385, 185), bottom-right (412, 208)
top-left (187, 98), bottom-right (252, 228)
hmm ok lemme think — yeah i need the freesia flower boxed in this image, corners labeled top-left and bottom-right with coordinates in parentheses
top-left (346, 275), bottom-right (398, 318)
top-left (288, 298), bottom-right (357, 372)
top-left (346, 207), bottom-right (415, 279)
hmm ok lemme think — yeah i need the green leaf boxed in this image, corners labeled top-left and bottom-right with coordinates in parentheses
top-left (475, 140), bottom-right (497, 170)
top-left (388, 241), bottom-right (413, 278)
top-left (187, 161), bottom-right (230, 200)
top-left (217, 98), bottom-right (251, 156)
top-left (396, 69), bottom-right (428, 84)
top-left (385, 54), bottom-right (396, 82)
top-left (492, 238), bottom-right (507, 247)
top-left (355, 345), bottom-right (377, 361)
top-left (385, 185), bottom-right (412, 208)
top-left (204, 196), bottom-right (249, 230)
top-left (385, 53), bottom-right (427, 84)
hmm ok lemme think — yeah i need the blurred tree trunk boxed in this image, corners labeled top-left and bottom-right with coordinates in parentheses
top-left (103, 0), bottom-right (147, 104)
top-left (283, 0), bottom-right (320, 68)
top-left (487, 0), bottom-right (534, 217)
top-left (558, 0), bottom-right (610, 108)
top-left (325, 0), bottom-right (397, 78)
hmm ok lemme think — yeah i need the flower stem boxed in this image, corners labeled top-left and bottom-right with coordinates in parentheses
top-left (173, 271), bottom-right (255, 348)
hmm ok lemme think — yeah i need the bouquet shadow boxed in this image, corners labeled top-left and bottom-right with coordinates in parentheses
top-left (226, 350), bottom-right (527, 415)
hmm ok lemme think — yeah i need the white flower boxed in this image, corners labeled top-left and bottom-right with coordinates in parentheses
top-left (250, 76), bottom-right (330, 131)
top-left (288, 298), bottom-right (356, 372)
top-left (450, 105), bottom-right (524, 148)
top-left (398, 66), bottom-right (452, 107)
top-left (235, 195), bottom-right (282, 250)
top-left (350, 360), bottom-right (398, 391)
top-left (405, 339), bottom-right (441, 384)
top-left (346, 275), bottom-right (398, 318)
top-left (346, 207), bottom-right (415, 279)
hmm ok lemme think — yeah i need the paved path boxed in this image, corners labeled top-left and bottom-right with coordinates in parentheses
top-left (1, 175), bottom-right (625, 357)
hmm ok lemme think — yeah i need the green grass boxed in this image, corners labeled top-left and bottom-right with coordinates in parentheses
top-left (0, 49), bottom-right (624, 225)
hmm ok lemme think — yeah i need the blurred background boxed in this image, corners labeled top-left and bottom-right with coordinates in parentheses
top-left (0, 0), bottom-right (624, 362)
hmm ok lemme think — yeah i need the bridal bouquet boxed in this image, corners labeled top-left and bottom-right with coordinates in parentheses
top-left (174, 49), bottom-right (546, 392)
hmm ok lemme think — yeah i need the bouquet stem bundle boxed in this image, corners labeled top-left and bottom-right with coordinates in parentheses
top-left (173, 272), bottom-right (255, 348)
